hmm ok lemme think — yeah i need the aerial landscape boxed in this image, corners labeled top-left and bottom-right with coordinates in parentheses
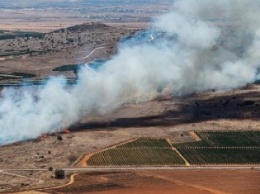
top-left (0, 0), bottom-right (259, 194)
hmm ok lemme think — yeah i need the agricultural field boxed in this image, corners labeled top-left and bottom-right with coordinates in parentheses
top-left (178, 148), bottom-right (260, 164)
top-left (87, 138), bottom-right (185, 166)
top-left (174, 131), bottom-right (260, 165)
top-left (175, 131), bottom-right (260, 147)
top-left (87, 132), bottom-right (260, 166)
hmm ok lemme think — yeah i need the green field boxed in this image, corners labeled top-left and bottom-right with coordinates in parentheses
top-left (87, 132), bottom-right (260, 166)
top-left (87, 138), bottom-right (185, 166)
top-left (175, 131), bottom-right (260, 165)
top-left (178, 148), bottom-right (260, 164)
top-left (175, 131), bottom-right (260, 147)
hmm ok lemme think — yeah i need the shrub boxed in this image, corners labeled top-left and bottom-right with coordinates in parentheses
top-left (55, 169), bottom-right (65, 179)
top-left (57, 135), bottom-right (63, 141)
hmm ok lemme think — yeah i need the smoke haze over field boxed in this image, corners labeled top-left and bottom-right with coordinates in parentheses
top-left (1, 0), bottom-right (260, 145)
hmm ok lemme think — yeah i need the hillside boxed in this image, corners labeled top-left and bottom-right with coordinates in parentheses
top-left (0, 22), bottom-right (138, 80)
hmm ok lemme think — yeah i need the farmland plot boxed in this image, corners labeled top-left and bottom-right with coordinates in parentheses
top-left (175, 131), bottom-right (260, 165)
top-left (87, 138), bottom-right (185, 166)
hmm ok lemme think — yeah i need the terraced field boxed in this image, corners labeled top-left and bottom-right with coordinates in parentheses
top-left (175, 131), bottom-right (260, 165)
top-left (87, 138), bottom-right (185, 166)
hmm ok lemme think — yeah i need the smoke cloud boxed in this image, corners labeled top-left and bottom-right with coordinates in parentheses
top-left (1, 0), bottom-right (260, 145)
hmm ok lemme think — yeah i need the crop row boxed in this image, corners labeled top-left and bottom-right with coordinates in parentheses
top-left (87, 148), bottom-right (185, 166)
top-left (197, 131), bottom-right (260, 147)
top-left (178, 148), bottom-right (260, 164)
top-left (175, 131), bottom-right (260, 148)
top-left (179, 147), bottom-right (260, 149)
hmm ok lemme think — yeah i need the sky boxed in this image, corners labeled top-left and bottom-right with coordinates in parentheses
top-left (0, 0), bottom-right (172, 9)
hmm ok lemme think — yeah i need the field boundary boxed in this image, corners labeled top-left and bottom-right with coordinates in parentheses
top-left (75, 138), bottom-right (138, 167)
top-left (166, 138), bottom-right (190, 166)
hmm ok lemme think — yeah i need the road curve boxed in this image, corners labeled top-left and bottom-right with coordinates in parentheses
top-left (77, 47), bottom-right (105, 60)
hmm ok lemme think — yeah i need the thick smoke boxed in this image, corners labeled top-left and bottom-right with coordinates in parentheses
top-left (1, 0), bottom-right (260, 145)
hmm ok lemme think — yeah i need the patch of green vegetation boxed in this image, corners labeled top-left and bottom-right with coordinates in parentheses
top-left (0, 77), bottom-right (77, 88)
top-left (178, 148), bottom-right (260, 164)
top-left (0, 50), bottom-right (26, 57)
top-left (174, 131), bottom-right (260, 165)
top-left (254, 80), bottom-right (260, 85)
top-left (0, 72), bottom-right (36, 80)
top-left (53, 64), bottom-right (84, 72)
top-left (88, 148), bottom-right (185, 166)
top-left (0, 50), bottom-right (39, 57)
top-left (88, 138), bottom-right (185, 166)
top-left (175, 131), bottom-right (260, 147)
top-left (0, 31), bottom-right (44, 40)
top-left (11, 72), bottom-right (36, 78)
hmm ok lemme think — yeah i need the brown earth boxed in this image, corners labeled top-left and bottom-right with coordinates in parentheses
top-left (189, 131), bottom-right (202, 141)
top-left (0, 2), bottom-right (170, 33)
top-left (43, 170), bottom-right (260, 194)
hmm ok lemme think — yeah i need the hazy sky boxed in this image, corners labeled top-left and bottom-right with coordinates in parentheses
top-left (0, 0), bottom-right (171, 7)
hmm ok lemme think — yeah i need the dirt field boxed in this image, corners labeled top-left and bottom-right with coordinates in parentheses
top-left (0, 2), bottom-right (169, 33)
top-left (42, 170), bottom-right (260, 194)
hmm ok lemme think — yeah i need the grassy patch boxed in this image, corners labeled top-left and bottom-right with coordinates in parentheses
top-left (53, 64), bottom-right (83, 72)
top-left (0, 72), bottom-right (36, 80)
top-left (11, 72), bottom-right (36, 78)
top-left (0, 31), bottom-right (44, 40)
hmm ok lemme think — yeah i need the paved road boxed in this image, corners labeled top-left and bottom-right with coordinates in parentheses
top-left (1, 166), bottom-right (259, 173)
top-left (64, 166), bottom-right (260, 172)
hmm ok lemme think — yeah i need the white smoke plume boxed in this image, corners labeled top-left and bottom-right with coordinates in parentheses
top-left (1, 0), bottom-right (260, 145)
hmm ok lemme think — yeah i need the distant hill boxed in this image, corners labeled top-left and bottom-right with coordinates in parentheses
top-left (0, 0), bottom-right (172, 9)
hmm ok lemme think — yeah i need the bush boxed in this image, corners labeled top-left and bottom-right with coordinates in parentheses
top-left (57, 135), bottom-right (63, 141)
top-left (55, 169), bottom-right (65, 179)
top-left (237, 100), bottom-right (255, 107)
